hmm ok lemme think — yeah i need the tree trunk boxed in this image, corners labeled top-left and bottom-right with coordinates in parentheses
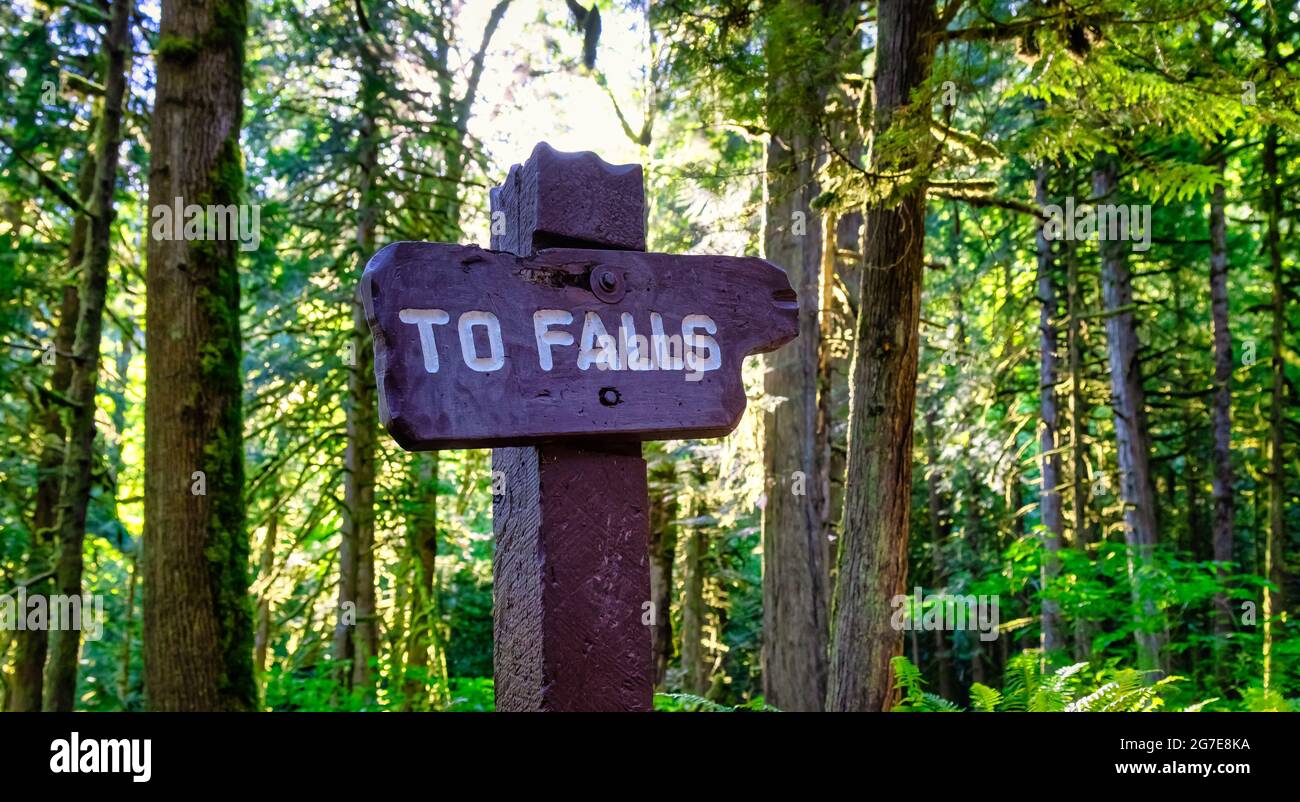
top-left (648, 458), bottom-right (678, 689)
top-left (117, 550), bottom-right (137, 705)
top-left (760, 120), bottom-right (829, 714)
top-left (1207, 155), bottom-right (1234, 671)
top-left (346, 314), bottom-right (378, 695)
top-left (43, 0), bottom-right (132, 712)
top-left (143, 0), bottom-right (256, 711)
top-left (335, 297), bottom-right (378, 695)
top-left (827, 211), bottom-right (863, 578)
top-left (816, 206), bottom-right (847, 571)
top-left (1262, 124), bottom-right (1286, 692)
top-left (1093, 155), bottom-right (1166, 676)
top-left (7, 122), bottom-right (96, 714)
top-left (332, 470), bottom-right (358, 682)
top-left (828, 0), bottom-right (936, 712)
top-left (1035, 164), bottom-right (1065, 654)
top-left (1064, 235), bottom-right (1093, 659)
top-left (681, 493), bottom-right (707, 696)
top-left (253, 506), bottom-right (279, 683)
top-left (402, 453), bottom-right (439, 710)
top-left (923, 410), bottom-right (955, 699)
top-left (337, 24), bottom-right (382, 695)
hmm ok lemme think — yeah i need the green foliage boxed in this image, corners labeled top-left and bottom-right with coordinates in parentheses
top-left (445, 678), bottom-right (495, 712)
top-left (1, 0), bottom-right (1296, 716)
top-left (1241, 686), bottom-right (1294, 713)
top-left (892, 655), bottom-right (963, 712)
top-left (969, 682), bottom-right (1002, 712)
top-left (654, 693), bottom-right (777, 712)
top-left (893, 654), bottom-right (1212, 713)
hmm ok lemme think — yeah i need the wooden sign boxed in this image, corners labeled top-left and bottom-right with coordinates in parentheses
top-left (362, 142), bottom-right (800, 712)
top-left (360, 242), bottom-right (798, 450)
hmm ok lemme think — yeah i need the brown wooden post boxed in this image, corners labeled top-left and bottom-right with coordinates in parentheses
top-left (489, 144), bottom-right (652, 711)
top-left (359, 142), bottom-right (797, 712)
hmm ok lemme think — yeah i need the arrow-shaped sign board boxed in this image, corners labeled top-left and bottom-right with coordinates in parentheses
top-left (359, 241), bottom-right (798, 450)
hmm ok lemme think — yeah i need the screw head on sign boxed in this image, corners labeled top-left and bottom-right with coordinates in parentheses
top-left (591, 267), bottom-right (626, 303)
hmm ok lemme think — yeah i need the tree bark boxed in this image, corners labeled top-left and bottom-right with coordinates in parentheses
top-left (648, 457), bottom-right (678, 689)
top-left (827, 0), bottom-right (936, 712)
top-left (344, 292), bottom-right (378, 694)
top-left (335, 17), bottom-right (382, 696)
top-left (1207, 154), bottom-right (1235, 668)
top-left (143, 0), bottom-right (256, 711)
top-left (117, 550), bottom-right (137, 705)
top-left (1063, 234), bottom-right (1094, 659)
top-left (682, 461), bottom-right (708, 697)
top-left (760, 120), bottom-right (829, 714)
top-left (923, 410), bottom-right (955, 699)
top-left (402, 453), bottom-right (439, 710)
top-left (43, 0), bottom-right (132, 712)
top-left (1093, 155), bottom-right (1166, 676)
top-left (253, 506), bottom-right (279, 683)
top-left (681, 523), bottom-right (707, 696)
top-left (332, 466), bottom-right (359, 680)
top-left (1262, 124), bottom-right (1286, 692)
top-left (1035, 164), bottom-right (1065, 653)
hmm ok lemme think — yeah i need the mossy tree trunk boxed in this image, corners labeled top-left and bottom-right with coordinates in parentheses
top-left (143, 0), bottom-right (256, 712)
top-left (680, 524), bottom-right (707, 696)
top-left (681, 462), bottom-right (709, 696)
top-left (828, 0), bottom-right (936, 712)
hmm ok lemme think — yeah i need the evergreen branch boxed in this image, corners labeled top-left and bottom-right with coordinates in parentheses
top-left (930, 187), bottom-right (1042, 219)
top-left (0, 133), bottom-right (94, 218)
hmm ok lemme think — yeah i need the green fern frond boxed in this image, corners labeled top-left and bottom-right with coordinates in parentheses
top-left (891, 655), bottom-right (925, 699)
top-left (970, 682), bottom-right (1002, 712)
top-left (653, 693), bottom-right (733, 712)
top-left (921, 692), bottom-right (963, 712)
top-left (1181, 698), bottom-right (1220, 713)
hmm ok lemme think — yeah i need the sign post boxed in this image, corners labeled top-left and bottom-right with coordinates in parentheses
top-left (360, 142), bottom-right (798, 711)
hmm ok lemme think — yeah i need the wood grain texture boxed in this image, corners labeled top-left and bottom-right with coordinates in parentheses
top-left (360, 242), bottom-right (798, 449)
top-left (489, 141), bottom-right (646, 253)
top-left (485, 143), bottom-right (655, 712)
top-left (492, 441), bottom-right (651, 711)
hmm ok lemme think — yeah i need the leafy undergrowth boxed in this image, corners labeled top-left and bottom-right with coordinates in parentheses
top-left (654, 693), bottom-right (777, 712)
top-left (890, 653), bottom-right (1274, 712)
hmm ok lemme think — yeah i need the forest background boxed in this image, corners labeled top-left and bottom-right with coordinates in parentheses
top-left (0, 0), bottom-right (1297, 712)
